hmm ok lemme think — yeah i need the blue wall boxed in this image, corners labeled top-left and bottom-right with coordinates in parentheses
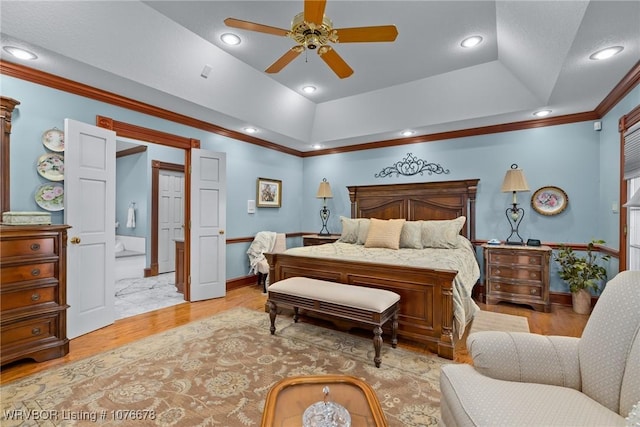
top-left (2, 73), bottom-right (638, 292)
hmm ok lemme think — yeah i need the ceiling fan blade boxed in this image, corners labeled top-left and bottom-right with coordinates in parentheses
top-left (224, 18), bottom-right (289, 37)
top-left (304, 0), bottom-right (327, 26)
top-left (265, 47), bottom-right (303, 73)
top-left (318, 46), bottom-right (354, 79)
top-left (334, 25), bottom-right (399, 43)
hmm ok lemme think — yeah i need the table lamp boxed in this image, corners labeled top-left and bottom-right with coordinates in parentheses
top-left (501, 164), bottom-right (530, 245)
top-left (316, 178), bottom-right (333, 235)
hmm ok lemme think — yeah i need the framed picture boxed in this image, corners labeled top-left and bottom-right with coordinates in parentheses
top-left (256, 177), bottom-right (282, 207)
top-left (531, 186), bottom-right (568, 216)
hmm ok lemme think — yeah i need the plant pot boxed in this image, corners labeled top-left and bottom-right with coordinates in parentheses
top-left (572, 289), bottom-right (592, 314)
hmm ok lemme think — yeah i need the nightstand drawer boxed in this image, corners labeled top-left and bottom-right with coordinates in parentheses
top-left (490, 281), bottom-right (542, 297)
top-left (488, 265), bottom-right (542, 281)
top-left (1, 315), bottom-right (60, 348)
top-left (488, 252), bottom-right (544, 266)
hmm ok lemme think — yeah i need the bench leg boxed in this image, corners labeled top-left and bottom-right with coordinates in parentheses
top-left (293, 307), bottom-right (299, 323)
top-left (391, 310), bottom-right (398, 348)
top-left (373, 325), bottom-right (383, 368)
top-left (268, 301), bottom-right (277, 335)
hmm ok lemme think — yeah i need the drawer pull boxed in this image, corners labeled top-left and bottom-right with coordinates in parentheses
top-left (31, 268), bottom-right (41, 277)
top-left (495, 269), bottom-right (501, 275)
top-left (530, 272), bottom-right (537, 278)
top-left (32, 327), bottom-right (41, 336)
top-left (30, 243), bottom-right (41, 251)
top-left (31, 293), bottom-right (41, 301)
top-left (529, 257), bottom-right (538, 264)
top-left (495, 284), bottom-right (501, 290)
top-left (531, 289), bottom-right (537, 295)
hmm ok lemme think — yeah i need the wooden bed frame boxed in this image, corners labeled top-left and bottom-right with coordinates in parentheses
top-left (266, 179), bottom-right (480, 359)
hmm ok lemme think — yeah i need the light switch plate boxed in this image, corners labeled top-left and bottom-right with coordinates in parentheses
top-left (248, 200), bottom-right (256, 214)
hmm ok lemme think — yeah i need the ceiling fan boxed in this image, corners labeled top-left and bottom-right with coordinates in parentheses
top-left (224, 0), bottom-right (398, 79)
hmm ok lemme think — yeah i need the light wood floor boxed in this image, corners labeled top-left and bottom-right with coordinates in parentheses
top-left (0, 285), bottom-right (589, 385)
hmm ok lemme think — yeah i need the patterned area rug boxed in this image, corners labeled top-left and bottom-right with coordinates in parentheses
top-left (1, 308), bottom-right (451, 426)
top-left (468, 310), bottom-right (530, 335)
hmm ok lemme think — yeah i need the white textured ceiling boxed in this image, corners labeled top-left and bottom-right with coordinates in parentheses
top-left (1, 1), bottom-right (639, 152)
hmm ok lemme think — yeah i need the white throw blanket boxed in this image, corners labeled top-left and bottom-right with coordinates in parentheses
top-left (247, 231), bottom-right (277, 275)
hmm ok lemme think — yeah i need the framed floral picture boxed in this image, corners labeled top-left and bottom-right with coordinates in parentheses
top-left (256, 177), bottom-right (282, 208)
top-left (531, 186), bottom-right (568, 216)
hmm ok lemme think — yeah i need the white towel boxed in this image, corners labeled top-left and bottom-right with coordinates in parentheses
top-left (126, 206), bottom-right (136, 228)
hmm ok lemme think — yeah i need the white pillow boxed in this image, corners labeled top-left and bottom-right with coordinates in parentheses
top-left (365, 218), bottom-right (406, 250)
top-left (400, 221), bottom-right (423, 249)
top-left (356, 219), bottom-right (370, 245)
top-left (338, 216), bottom-right (359, 243)
top-left (421, 216), bottom-right (466, 249)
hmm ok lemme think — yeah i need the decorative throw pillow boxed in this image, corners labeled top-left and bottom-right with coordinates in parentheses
top-left (365, 218), bottom-right (406, 249)
top-left (356, 219), bottom-right (371, 245)
top-left (400, 221), bottom-right (423, 249)
top-left (421, 216), bottom-right (466, 249)
top-left (338, 216), bottom-right (359, 243)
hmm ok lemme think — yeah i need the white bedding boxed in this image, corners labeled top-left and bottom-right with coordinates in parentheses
top-left (284, 237), bottom-right (480, 338)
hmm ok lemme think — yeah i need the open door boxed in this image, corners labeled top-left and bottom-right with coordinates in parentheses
top-left (189, 149), bottom-right (226, 301)
top-left (64, 119), bottom-right (116, 338)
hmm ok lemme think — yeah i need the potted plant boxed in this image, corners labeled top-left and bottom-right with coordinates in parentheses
top-left (554, 239), bottom-right (610, 314)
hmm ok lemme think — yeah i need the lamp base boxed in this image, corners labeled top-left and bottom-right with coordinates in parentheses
top-left (504, 240), bottom-right (525, 246)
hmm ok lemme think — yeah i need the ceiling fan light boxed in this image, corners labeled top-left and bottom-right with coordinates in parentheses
top-left (533, 109), bottom-right (552, 117)
top-left (220, 33), bottom-right (241, 45)
top-left (589, 46), bottom-right (623, 60)
top-left (461, 36), bottom-right (483, 48)
top-left (302, 85), bottom-right (316, 93)
top-left (3, 46), bottom-right (38, 60)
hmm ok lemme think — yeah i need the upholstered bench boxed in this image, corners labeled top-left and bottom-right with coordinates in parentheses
top-left (267, 276), bottom-right (400, 367)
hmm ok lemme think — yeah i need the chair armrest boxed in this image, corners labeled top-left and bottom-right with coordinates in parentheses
top-left (468, 331), bottom-right (581, 390)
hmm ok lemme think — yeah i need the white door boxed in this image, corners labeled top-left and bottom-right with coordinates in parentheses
top-left (158, 170), bottom-right (185, 273)
top-left (64, 119), bottom-right (116, 338)
top-left (190, 149), bottom-right (226, 301)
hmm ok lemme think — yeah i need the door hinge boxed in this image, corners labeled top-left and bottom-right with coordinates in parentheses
top-left (624, 225), bottom-right (627, 236)
top-left (188, 276), bottom-right (191, 285)
top-left (189, 165), bottom-right (192, 174)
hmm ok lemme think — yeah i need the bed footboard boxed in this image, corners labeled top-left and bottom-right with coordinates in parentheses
top-left (266, 252), bottom-right (459, 359)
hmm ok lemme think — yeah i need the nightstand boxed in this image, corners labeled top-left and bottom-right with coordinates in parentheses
top-left (302, 234), bottom-right (341, 246)
top-left (483, 243), bottom-right (551, 312)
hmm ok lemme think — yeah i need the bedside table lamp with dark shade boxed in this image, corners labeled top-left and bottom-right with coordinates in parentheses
top-left (316, 178), bottom-right (333, 235)
top-left (501, 164), bottom-right (530, 245)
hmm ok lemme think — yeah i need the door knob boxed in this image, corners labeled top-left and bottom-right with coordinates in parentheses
top-left (219, 230), bottom-right (225, 235)
top-left (70, 236), bottom-right (81, 244)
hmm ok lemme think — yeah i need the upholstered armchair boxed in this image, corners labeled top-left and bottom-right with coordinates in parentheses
top-left (440, 270), bottom-right (640, 426)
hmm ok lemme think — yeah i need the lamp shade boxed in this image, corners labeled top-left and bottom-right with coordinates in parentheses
top-left (316, 178), bottom-right (333, 199)
top-left (624, 188), bottom-right (640, 207)
top-left (501, 164), bottom-right (530, 192)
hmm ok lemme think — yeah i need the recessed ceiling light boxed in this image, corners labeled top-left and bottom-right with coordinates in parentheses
top-left (460, 36), bottom-right (483, 48)
top-left (3, 46), bottom-right (37, 60)
top-left (401, 130), bottom-right (415, 137)
top-left (244, 127), bottom-right (257, 134)
top-left (589, 46), bottom-right (623, 61)
top-left (220, 33), bottom-right (241, 46)
top-left (311, 144), bottom-right (324, 149)
top-left (533, 109), bottom-right (552, 117)
top-left (302, 85), bottom-right (316, 94)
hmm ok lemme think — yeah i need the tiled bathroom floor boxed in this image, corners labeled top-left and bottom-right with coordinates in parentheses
top-left (115, 273), bottom-right (185, 319)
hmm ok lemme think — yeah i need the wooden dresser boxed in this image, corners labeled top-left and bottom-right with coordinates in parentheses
top-left (483, 243), bottom-right (552, 312)
top-left (1, 224), bottom-right (70, 365)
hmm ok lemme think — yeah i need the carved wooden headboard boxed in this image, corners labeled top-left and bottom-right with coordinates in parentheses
top-left (347, 179), bottom-right (480, 241)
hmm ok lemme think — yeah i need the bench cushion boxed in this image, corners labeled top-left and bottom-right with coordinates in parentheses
top-left (269, 277), bottom-right (399, 313)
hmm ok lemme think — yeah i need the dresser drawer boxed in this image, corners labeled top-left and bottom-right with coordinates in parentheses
top-left (1, 262), bottom-right (56, 284)
top-left (1, 285), bottom-right (57, 311)
top-left (488, 265), bottom-right (542, 281)
top-left (1, 314), bottom-right (60, 348)
top-left (488, 252), bottom-right (544, 267)
top-left (0, 238), bottom-right (56, 258)
top-left (490, 280), bottom-right (543, 298)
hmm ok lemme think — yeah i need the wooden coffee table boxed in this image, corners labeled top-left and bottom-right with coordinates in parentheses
top-left (261, 375), bottom-right (388, 426)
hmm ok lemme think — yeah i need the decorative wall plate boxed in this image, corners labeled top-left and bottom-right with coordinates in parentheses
top-left (36, 153), bottom-right (64, 181)
top-left (35, 183), bottom-right (64, 211)
top-left (42, 127), bottom-right (65, 152)
top-left (531, 186), bottom-right (568, 216)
